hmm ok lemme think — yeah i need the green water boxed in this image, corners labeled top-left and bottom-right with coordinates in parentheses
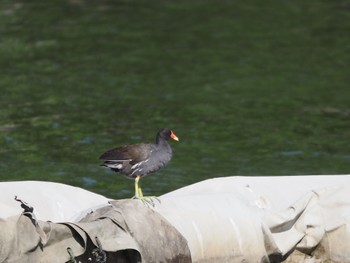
top-left (0, 0), bottom-right (349, 199)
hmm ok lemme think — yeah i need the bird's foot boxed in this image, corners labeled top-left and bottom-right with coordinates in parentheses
top-left (132, 195), bottom-right (161, 207)
top-left (132, 177), bottom-right (160, 206)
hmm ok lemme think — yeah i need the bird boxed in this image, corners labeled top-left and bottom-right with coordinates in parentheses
top-left (99, 128), bottom-right (179, 200)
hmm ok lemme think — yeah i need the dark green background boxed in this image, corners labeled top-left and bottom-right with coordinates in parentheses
top-left (1, 0), bottom-right (349, 199)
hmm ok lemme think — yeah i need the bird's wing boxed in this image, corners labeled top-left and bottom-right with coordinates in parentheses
top-left (99, 143), bottom-right (153, 163)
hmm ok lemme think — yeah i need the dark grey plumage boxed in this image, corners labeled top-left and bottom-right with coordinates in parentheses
top-left (100, 128), bottom-right (178, 179)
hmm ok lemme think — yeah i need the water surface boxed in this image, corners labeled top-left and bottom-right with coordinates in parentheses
top-left (0, 0), bottom-right (349, 199)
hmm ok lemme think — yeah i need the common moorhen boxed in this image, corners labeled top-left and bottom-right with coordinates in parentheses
top-left (99, 128), bottom-right (179, 199)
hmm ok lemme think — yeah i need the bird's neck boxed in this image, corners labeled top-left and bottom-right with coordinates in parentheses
top-left (156, 138), bottom-right (168, 146)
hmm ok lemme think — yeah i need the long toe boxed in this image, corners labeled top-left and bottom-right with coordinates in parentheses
top-left (133, 196), bottom-right (160, 207)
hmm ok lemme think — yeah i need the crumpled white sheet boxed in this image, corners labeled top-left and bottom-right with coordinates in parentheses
top-left (1, 175), bottom-right (349, 262)
top-left (156, 175), bottom-right (350, 262)
top-left (0, 181), bottom-right (109, 222)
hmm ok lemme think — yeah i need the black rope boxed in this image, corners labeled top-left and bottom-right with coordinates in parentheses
top-left (14, 196), bottom-right (34, 213)
top-left (91, 236), bottom-right (107, 263)
top-left (67, 247), bottom-right (77, 263)
top-left (14, 196), bottom-right (38, 226)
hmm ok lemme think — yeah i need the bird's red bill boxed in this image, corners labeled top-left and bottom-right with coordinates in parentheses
top-left (170, 131), bottom-right (179, 141)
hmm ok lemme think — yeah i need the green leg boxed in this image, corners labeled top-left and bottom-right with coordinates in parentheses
top-left (138, 184), bottom-right (143, 198)
top-left (134, 176), bottom-right (141, 198)
top-left (132, 175), bottom-right (160, 207)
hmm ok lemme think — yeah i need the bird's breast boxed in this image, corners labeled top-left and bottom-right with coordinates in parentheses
top-left (129, 146), bottom-right (172, 177)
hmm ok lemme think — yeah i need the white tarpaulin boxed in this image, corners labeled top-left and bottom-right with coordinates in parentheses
top-left (0, 181), bottom-right (110, 222)
top-left (156, 175), bottom-right (350, 262)
top-left (0, 175), bottom-right (350, 262)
